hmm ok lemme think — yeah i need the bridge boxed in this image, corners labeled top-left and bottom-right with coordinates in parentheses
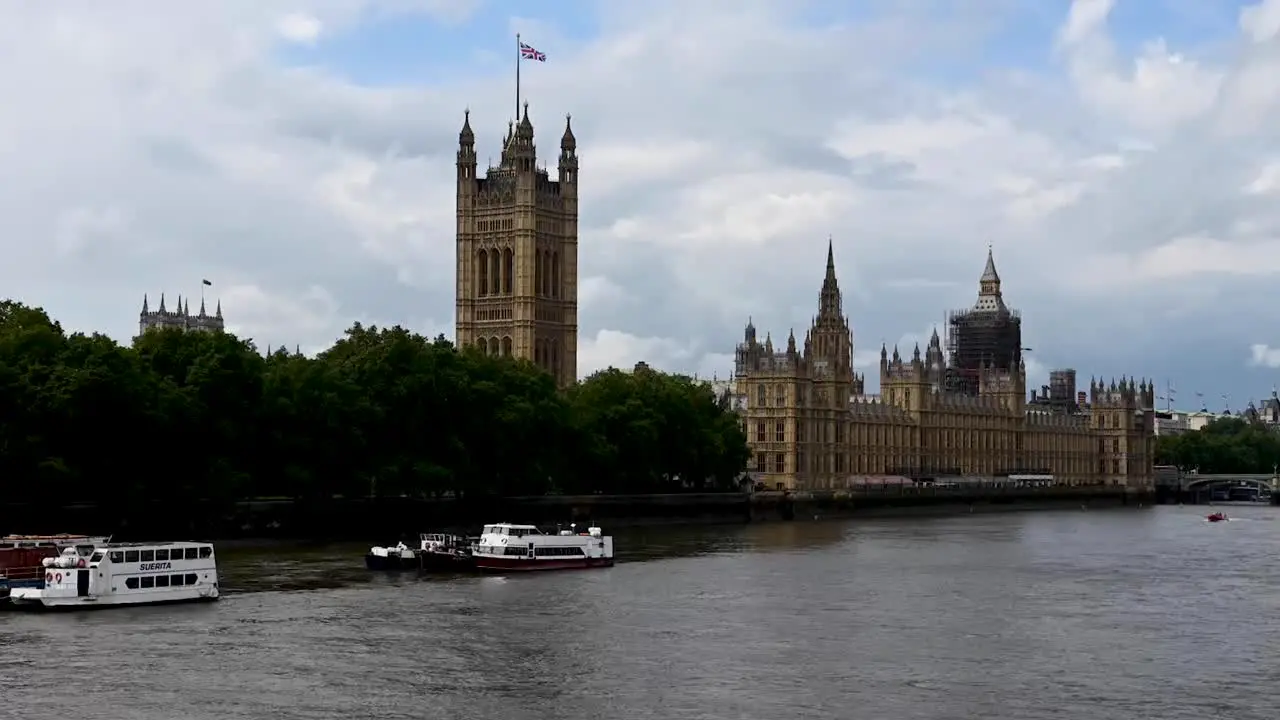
top-left (1153, 471), bottom-right (1277, 504)
top-left (1181, 474), bottom-right (1276, 492)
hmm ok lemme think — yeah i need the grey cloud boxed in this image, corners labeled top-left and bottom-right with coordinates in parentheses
top-left (1, 0), bottom-right (1278, 404)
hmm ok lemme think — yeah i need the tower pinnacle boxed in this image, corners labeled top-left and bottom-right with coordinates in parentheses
top-left (818, 237), bottom-right (842, 320)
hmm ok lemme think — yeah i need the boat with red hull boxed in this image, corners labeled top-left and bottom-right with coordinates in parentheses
top-left (472, 523), bottom-right (614, 572)
top-left (1206, 512), bottom-right (1228, 523)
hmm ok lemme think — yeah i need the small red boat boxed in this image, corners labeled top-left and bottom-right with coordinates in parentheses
top-left (1206, 512), bottom-right (1228, 522)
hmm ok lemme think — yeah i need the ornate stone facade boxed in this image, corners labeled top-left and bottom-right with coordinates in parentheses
top-left (735, 243), bottom-right (1155, 490)
top-left (138, 293), bottom-right (223, 335)
top-left (453, 104), bottom-right (579, 388)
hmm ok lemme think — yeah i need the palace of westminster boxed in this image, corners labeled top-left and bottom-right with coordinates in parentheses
top-left (441, 104), bottom-right (1155, 491)
top-left (141, 103), bottom-right (1156, 491)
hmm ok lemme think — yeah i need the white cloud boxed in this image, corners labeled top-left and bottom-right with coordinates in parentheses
top-left (1, 0), bottom-right (1278, 399)
top-left (1249, 344), bottom-right (1280, 368)
top-left (277, 13), bottom-right (323, 45)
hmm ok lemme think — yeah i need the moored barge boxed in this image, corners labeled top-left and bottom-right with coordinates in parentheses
top-left (366, 533), bottom-right (477, 571)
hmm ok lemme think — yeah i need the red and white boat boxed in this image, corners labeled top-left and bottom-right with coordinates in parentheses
top-left (1206, 512), bottom-right (1228, 523)
top-left (472, 523), bottom-right (614, 572)
top-left (1, 534), bottom-right (110, 599)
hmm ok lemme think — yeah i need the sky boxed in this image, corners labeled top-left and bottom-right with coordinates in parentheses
top-left (4, 0), bottom-right (1280, 412)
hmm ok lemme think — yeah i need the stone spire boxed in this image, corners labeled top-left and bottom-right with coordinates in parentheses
top-left (818, 237), bottom-right (842, 320)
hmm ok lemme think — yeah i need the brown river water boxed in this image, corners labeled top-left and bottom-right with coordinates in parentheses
top-left (1, 504), bottom-right (1277, 719)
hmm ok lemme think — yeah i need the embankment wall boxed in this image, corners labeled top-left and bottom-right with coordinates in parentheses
top-left (0, 486), bottom-right (1152, 540)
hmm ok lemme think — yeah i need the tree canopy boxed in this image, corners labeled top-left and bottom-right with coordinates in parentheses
top-left (0, 300), bottom-right (750, 512)
top-left (1155, 416), bottom-right (1280, 474)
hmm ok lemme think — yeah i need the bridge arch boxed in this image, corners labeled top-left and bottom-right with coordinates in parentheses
top-left (1184, 477), bottom-right (1274, 492)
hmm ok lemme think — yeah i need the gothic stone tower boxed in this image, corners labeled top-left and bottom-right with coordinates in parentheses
top-left (454, 104), bottom-right (579, 387)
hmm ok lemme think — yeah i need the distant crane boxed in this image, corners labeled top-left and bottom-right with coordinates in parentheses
top-left (1222, 394), bottom-right (1231, 414)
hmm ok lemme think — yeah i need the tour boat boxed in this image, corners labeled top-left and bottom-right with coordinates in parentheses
top-left (366, 533), bottom-right (476, 571)
top-left (0, 534), bottom-right (109, 598)
top-left (472, 523), bottom-right (614, 572)
top-left (1206, 512), bottom-right (1228, 523)
top-left (8, 541), bottom-right (219, 610)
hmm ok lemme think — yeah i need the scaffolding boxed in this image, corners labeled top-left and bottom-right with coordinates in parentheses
top-left (1030, 368), bottom-right (1080, 414)
top-left (945, 306), bottom-right (1022, 395)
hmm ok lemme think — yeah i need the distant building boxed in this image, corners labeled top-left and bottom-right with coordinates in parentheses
top-left (138, 293), bottom-right (223, 335)
top-left (1028, 368), bottom-right (1081, 414)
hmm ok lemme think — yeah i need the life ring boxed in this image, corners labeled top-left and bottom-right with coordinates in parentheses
top-left (54, 573), bottom-right (62, 583)
top-left (77, 558), bottom-right (86, 568)
top-left (45, 572), bottom-right (52, 583)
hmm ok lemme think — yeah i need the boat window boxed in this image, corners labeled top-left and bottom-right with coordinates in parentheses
top-left (185, 573), bottom-right (198, 585)
top-left (170, 574), bottom-right (185, 586)
top-left (198, 547), bottom-right (212, 559)
top-left (90, 552), bottom-right (105, 562)
top-left (154, 549), bottom-right (169, 561)
top-left (125, 578), bottom-right (139, 589)
top-left (109, 551), bottom-right (124, 563)
top-left (125, 551), bottom-right (139, 563)
top-left (140, 550), bottom-right (155, 562)
top-left (140, 576), bottom-right (154, 589)
top-left (185, 548), bottom-right (199, 560)
top-left (155, 575), bottom-right (170, 588)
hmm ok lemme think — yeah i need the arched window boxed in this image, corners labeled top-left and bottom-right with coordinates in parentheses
top-left (501, 336), bottom-right (512, 356)
top-left (489, 252), bottom-right (500, 295)
top-left (488, 337), bottom-right (499, 355)
top-left (502, 248), bottom-right (514, 295)
top-left (535, 339), bottom-right (544, 368)
top-left (550, 338), bottom-right (559, 376)
top-left (551, 251), bottom-right (559, 298)
top-left (477, 250), bottom-right (489, 297)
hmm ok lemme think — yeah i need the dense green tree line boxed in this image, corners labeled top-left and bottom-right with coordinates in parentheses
top-left (1155, 417), bottom-right (1280, 474)
top-left (0, 300), bottom-right (750, 510)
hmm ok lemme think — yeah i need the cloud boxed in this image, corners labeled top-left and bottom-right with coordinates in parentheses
top-left (277, 13), bottom-right (323, 45)
top-left (0, 0), bottom-right (1275, 401)
top-left (1249, 344), bottom-right (1280, 369)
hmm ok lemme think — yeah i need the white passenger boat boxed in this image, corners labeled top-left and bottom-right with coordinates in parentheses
top-left (472, 523), bottom-right (614, 572)
top-left (9, 541), bottom-right (219, 609)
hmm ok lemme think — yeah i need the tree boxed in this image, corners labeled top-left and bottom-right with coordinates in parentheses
top-left (1156, 417), bottom-right (1280, 474)
top-left (0, 299), bottom-right (750, 509)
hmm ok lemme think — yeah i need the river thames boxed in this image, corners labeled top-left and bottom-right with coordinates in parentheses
top-left (2, 504), bottom-right (1277, 719)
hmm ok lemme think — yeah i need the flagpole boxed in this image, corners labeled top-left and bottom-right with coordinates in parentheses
top-left (515, 33), bottom-right (521, 122)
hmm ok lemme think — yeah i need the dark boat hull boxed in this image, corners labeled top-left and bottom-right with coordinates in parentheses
top-left (364, 553), bottom-right (418, 571)
top-left (419, 552), bottom-right (476, 572)
top-left (474, 556), bottom-right (614, 572)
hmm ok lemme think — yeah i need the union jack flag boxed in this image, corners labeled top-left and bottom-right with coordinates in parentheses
top-left (520, 42), bottom-right (546, 62)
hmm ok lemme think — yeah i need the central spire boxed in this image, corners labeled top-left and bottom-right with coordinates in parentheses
top-left (819, 236), bottom-right (842, 319)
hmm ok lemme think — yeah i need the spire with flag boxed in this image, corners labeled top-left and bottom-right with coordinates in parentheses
top-left (515, 34), bottom-right (546, 121)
